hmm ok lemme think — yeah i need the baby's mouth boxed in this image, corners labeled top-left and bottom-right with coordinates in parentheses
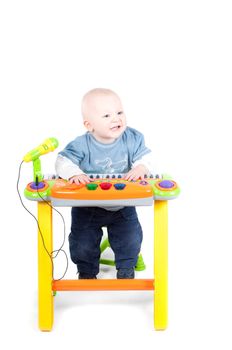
top-left (110, 125), bottom-right (121, 131)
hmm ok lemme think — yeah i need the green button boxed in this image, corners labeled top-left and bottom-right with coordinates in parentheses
top-left (86, 183), bottom-right (98, 190)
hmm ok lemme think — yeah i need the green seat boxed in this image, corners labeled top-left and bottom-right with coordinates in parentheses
top-left (99, 237), bottom-right (146, 271)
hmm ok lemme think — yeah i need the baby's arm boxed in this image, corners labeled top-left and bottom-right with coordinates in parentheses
top-left (124, 153), bottom-right (155, 181)
top-left (55, 155), bottom-right (92, 184)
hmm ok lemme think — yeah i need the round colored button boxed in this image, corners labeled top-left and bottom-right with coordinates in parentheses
top-left (114, 183), bottom-right (126, 190)
top-left (139, 180), bottom-right (148, 185)
top-left (86, 183), bottom-right (98, 190)
top-left (30, 181), bottom-right (46, 190)
top-left (100, 182), bottom-right (112, 190)
top-left (158, 180), bottom-right (175, 189)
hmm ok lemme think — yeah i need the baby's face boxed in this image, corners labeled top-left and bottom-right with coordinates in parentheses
top-left (84, 93), bottom-right (126, 143)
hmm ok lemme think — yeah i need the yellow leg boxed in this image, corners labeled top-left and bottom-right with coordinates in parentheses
top-left (154, 200), bottom-right (168, 330)
top-left (38, 202), bottom-right (53, 331)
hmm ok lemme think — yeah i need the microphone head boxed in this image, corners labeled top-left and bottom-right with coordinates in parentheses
top-left (45, 137), bottom-right (59, 150)
top-left (23, 137), bottom-right (59, 162)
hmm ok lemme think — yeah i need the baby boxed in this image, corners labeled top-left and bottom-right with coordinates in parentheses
top-left (55, 88), bottom-right (154, 279)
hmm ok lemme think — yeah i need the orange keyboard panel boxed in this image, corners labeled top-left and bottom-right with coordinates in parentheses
top-left (51, 179), bottom-right (153, 200)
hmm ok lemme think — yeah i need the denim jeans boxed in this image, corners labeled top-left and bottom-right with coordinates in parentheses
top-left (69, 206), bottom-right (143, 275)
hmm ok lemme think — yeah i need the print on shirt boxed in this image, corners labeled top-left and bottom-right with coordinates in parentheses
top-left (95, 155), bottom-right (127, 173)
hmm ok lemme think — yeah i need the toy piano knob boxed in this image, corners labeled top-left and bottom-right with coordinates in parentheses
top-left (100, 182), bottom-right (112, 190)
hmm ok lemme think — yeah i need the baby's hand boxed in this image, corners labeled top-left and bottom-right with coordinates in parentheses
top-left (69, 174), bottom-right (92, 185)
top-left (124, 164), bottom-right (149, 181)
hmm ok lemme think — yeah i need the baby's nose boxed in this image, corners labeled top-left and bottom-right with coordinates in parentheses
top-left (112, 113), bottom-right (120, 121)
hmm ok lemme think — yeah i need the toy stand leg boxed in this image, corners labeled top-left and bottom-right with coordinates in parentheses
top-left (154, 200), bottom-right (168, 330)
top-left (38, 202), bottom-right (53, 331)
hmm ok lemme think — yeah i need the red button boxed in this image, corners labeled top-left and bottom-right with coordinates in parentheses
top-left (100, 182), bottom-right (112, 190)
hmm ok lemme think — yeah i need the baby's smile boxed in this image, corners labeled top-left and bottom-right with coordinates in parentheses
top-left (110, 125), bottom-right (121, 131)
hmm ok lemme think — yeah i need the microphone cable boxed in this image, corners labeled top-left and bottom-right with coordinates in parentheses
top-left (17, 160), bottom-right (68, 281)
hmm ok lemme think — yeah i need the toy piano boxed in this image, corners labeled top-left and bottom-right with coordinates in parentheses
top-left (22, 138), bottom-right (180, 332)
top-left (24, 173), bottom-right (180, 206)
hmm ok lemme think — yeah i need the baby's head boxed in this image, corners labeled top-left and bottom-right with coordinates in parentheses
top-left (81, 88), bottom-right (126, 144)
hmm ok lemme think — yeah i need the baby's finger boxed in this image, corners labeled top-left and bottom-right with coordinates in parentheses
top-left (127, 173), bottom-right (137, 181)
top-left (79, 177), bottom-right (89, 184)
top-left (69, 177), bottom-right (79, 184)
top-left (73, 178), bottom-right (81, 185)
top-left (124, 170), bottom-right (134, 180)
top-left (86, 176), bottom-right (94, 182)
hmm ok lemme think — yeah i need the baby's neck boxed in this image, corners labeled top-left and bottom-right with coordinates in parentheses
top-left (91, 134), bottom-right (118, 144)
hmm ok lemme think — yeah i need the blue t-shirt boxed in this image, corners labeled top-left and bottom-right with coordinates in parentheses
top-left (59, 127), bottom-right (151, 174)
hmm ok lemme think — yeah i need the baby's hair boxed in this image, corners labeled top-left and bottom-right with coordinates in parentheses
top-left (81, 88), bottom-right (120, 120)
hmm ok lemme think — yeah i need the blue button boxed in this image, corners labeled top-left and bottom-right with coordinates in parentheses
top-left (114, 183), bottom-right (126, 190)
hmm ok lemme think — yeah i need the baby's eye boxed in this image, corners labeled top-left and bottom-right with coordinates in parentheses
top-left (117, 111), bottom-right (123, 115)
top-left (102, 114), bottom-right (110, 118)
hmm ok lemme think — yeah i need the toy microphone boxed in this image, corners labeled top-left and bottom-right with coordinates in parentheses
top-left (23, 137), bottom-right (59, 162)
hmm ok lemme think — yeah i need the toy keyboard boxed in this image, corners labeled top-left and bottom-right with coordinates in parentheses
top-left (24, 174), bottom-right (180, 207)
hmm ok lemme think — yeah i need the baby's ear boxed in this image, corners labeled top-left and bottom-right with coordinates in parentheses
top-left (83, 120), bottom-right (93, 132)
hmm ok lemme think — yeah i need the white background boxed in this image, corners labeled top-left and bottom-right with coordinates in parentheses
top-left (1, 0), bottom-right (232, 348)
